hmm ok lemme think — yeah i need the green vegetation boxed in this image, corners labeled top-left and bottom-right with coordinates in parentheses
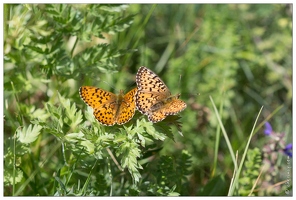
top-left (4, 4), bottom-right (292, 196)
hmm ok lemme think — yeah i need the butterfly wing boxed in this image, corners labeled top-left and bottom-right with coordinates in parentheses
top-left (147, 96), bottom-right (187, 122)
top-left (79, 86), bottom-right (118, 126)
top-left (135, 66), bottom-right (171, 114)
top-left (116, 88), bottom-right (137, 125)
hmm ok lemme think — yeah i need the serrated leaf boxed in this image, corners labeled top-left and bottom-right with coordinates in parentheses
top-left (54, 176), bottom-right (68, 194)
top-left (136, 132), bottom-right (146, 147)
top-left (81, 140), bottom-right (95, 155)
top-left (99, 4), bottom-right (129, 13)
top-left (168, 192), bottom-right (180, 196)
top-left (64, 132), bottom-right (84, 142)
top-left (23, 45), bottom-right (44, 54)
top-left (116, 139), bottom-right (143, 183)
top-left (137, 119), bottom-right (166, 141)
top-left (4, 168), bottom-right (24, 186)
top-left (44, 8), bottom-right (60, 15)
top-left (17, 124), bottom-right (42, 144)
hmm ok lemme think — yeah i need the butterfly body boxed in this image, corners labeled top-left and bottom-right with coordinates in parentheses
top-left (79, 86), bottom-right (137, 126)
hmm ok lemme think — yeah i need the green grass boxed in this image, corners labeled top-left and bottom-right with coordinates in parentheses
top-left (3, 4), bottom-right (292, 196)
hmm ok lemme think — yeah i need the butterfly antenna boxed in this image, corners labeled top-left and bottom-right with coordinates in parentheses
top-left (179, 74), bottom-right (200, 97)
top-left (178, 75), bottom-right (182, 89)
top-left (102, 80), bottom-right (117, 92)
top-left (126, 80), bottom-right (137, 92)
top-left (178, 74), bottom-right (184, 95)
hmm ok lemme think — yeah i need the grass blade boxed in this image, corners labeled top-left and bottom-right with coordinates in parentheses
top-left (227, 106), bottom-right (264, 196)
top-left (209, 95), bottom-right (238, 172)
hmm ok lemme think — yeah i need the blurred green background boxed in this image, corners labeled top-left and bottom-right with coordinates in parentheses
top-left (119, 4), bottom-right (292, 194)
top-left (4, 4), bottom-right (292, 196)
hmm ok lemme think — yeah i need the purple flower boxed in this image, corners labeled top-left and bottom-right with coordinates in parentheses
top-left (283, 143), bottom-right (292, 157)
top-left (264, 122), bottom-right (273, 136)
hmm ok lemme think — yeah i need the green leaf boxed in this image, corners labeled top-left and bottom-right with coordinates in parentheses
top-left (58, 92), bottom-right (83, 130)
top-left (64, 132), bottom-right (85, 143)
top-left (81, 140), bottom-right (95, 155)
top-left (137, 119), bottom-right (166, 141)
top-left (4, 167), bottom-right (24, 186)
top-left (117, 138), bottom-right (143, 183)
top-left (238, 148), bottom-right (262, 196)
top-left (23, 45), bottom-right (44, 54)
top-left (99, 4), bottom-right (129, 13)
top-left (17, 124), bottom-right (42, 144)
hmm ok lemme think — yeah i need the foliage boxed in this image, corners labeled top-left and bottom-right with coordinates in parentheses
top-left (238, 148), bottom-right (262, 196)
top-left (4, 4), bottom-right (292, 196)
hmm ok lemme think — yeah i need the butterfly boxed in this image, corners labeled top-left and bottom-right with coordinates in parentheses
top-left (135, 66), bottom-right (187, 123)
top-left (79, 86), bottom-right (137, 126)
